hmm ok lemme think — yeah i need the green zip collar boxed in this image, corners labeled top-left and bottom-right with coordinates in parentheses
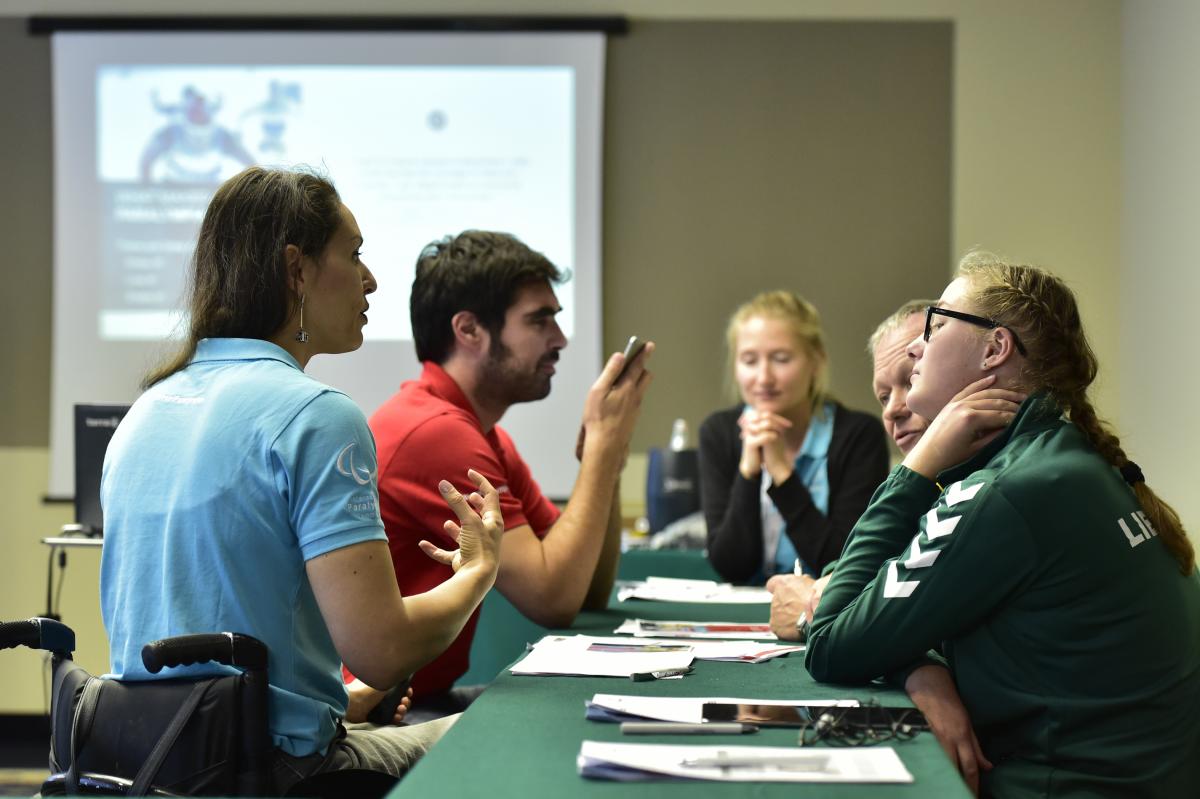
top-left (937, 392), bottom-right (1064, 487)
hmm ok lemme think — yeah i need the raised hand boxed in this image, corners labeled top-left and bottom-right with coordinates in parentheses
top-left (418, 468), bottom-right (504, 576)
top-left (576, 341), bottom-right (654, 464)
top-left (902, 376), bottom-right (1026, 480)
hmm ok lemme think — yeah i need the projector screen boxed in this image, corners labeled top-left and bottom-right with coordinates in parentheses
top-left (49, 30), bottom-right (605, 500)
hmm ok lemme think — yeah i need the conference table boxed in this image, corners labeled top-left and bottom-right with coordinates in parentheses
top-left (395, 554), bottom-right (972, 798)
top-left (460, 548), bottom-right (722, 685)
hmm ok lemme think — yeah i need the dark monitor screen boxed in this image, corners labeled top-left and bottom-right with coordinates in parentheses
top-left (73, 403), bottom-right (131, 535)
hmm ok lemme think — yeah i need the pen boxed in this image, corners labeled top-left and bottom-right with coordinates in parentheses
top-left (588, 643), bottom-right (691, 653)
top-left (630, 666), bottom-right (692, 681)
top-left (679, 753), bottom-right (830, 771)
top-left (620, 722), bottom-right (758, 735)
top-left (640, 622), bottom-right (770, 633)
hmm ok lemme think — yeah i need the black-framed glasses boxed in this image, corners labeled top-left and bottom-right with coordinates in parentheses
top-left (924, 306), bottom-right (1028, 356)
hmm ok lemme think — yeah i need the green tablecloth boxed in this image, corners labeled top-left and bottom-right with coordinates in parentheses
top-left (460, 548), bottom-right (719, 685)
top-left (615, 548), bottom-right (721, 581)
top-left (397, 586), bottom-right (971, 798)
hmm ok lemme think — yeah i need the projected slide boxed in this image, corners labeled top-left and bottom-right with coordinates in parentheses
top-left (94, 65), bottom-right (575, 341)
top-left (51, 31), bottom-right (604, 501)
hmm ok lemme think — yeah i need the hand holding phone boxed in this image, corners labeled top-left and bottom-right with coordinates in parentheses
top-left (576, 335), bottom-right (651, 461)
top-left (365, 676), bottom-right (412, 725)
top-left (614, 335), bottom-right (647, 385)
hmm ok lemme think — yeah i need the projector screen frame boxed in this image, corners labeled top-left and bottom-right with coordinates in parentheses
top-left (29, 15), bottom-right (629, 36)
top-left (45, 20), bottom-right (615, 502)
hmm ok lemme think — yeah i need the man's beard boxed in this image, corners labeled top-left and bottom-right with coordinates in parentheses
top-left (477, 338), bottom-right (554, 408)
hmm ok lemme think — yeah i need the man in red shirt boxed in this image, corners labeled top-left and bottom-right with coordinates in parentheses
top-left (367, 230), bottom-right (653, 716)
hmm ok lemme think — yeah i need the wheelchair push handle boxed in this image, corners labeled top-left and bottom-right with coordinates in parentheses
top-left (0, 617), bottom-right (76, 654)
top-left (142, 632), bottom-right (268, 674)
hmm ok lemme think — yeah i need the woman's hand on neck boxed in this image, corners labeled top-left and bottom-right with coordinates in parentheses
top-left (901, 376), bottom-right (1026, 480)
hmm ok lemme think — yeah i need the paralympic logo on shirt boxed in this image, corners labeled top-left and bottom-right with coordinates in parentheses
top-left (336, 442), bottom-right (373, 486)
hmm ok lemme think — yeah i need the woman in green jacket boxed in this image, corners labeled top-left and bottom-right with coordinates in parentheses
top-left (806, 252), bottom-right (1199, 798)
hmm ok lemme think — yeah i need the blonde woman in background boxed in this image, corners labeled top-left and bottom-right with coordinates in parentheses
top-left (700, 290), bottom-right (889, 583)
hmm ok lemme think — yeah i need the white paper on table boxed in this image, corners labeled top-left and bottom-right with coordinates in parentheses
top-left (582, 635), bottom-right (801, 663)
top-left (510, 634), bottom-right (695, 677)
top-left (617, 577), bottom-right (772, 604)
top-left (587, 693), bottom-right (859, 724)
top-left (577, 741), bottom-right (914, 783)
top-left (615, 618), bottom-right (777, 640)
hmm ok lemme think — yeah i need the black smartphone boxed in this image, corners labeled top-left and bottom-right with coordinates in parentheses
top-left (614, 335), bottom-right (647, 384)
top-left (701, 702), bottom-right (928, 731)
top-left (366, 676), bottom-right (412, 726)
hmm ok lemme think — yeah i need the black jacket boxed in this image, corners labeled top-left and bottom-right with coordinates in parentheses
top-left (699, 402), bottom-right (889, 582)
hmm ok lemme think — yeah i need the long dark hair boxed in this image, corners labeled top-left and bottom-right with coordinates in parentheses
top-left (143, 167), bottom-right (342, 388)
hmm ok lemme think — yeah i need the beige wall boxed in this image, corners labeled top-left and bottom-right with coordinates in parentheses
top-left (1121, 0), bottom-right (1200, 553)
top-left (0, 0), bottom-right (1133, 714)
top-left (603, 20), bottom-right (951, 448)
top-left (0, 449), bottom-right (107, 713)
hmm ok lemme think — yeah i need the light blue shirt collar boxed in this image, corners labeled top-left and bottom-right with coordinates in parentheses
top-left (757, 400), bottom-right (836, 579)
top-left (191, 338), bottom-right (302, 371)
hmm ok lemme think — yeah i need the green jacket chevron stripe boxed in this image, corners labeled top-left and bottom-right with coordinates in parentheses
top-left (806, 394), bottom-right (1200, 797)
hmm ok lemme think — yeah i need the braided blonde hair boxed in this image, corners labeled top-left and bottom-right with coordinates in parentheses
top-left (958, 251), bottom-right (1193, 574)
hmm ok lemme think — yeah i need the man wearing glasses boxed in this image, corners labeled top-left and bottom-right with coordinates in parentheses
top-left (767, 299), bottom-right (934, 638)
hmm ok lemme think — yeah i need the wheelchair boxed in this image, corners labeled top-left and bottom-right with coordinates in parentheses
top-left (0, 617), bottom-right (397, 798)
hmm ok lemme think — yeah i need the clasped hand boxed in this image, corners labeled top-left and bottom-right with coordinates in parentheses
top-left (738, 409), bottom-right (794, 484)
top-left (418, 468), bottom-right (505, 576)
top-left (766, 573), bottom-right (831, 640)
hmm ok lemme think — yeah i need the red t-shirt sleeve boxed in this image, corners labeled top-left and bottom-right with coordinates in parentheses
top-left (378, 413), bottom-right (504, 540)
top-left (492, 425), bottom-right (561, 538)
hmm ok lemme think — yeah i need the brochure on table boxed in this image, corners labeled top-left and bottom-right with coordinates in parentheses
top-left (511, 634), bottom-right (695, 678)
top-left (578, 741), bottom-right (915, 783)
top-left (511, 635), bottom-right (804, 677)
top-left (615, 618), bottom-right (777, 640)
top-left (617, 577), bottom-right (772, 604)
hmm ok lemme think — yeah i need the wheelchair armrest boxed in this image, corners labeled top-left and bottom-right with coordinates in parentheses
top-left (142, 632), bottom-right (268, 674)
top-left (42, 771), bottom-right (181, 796)
top-left (0, 617), bottom-right (76, 655)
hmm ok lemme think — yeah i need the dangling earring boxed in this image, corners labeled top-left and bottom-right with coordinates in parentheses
top-left (295, 294), bottom-right (309, 343)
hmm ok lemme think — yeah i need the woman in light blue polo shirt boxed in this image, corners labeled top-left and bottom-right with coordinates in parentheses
top-left (101, 166), bottom-right (505, 791)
